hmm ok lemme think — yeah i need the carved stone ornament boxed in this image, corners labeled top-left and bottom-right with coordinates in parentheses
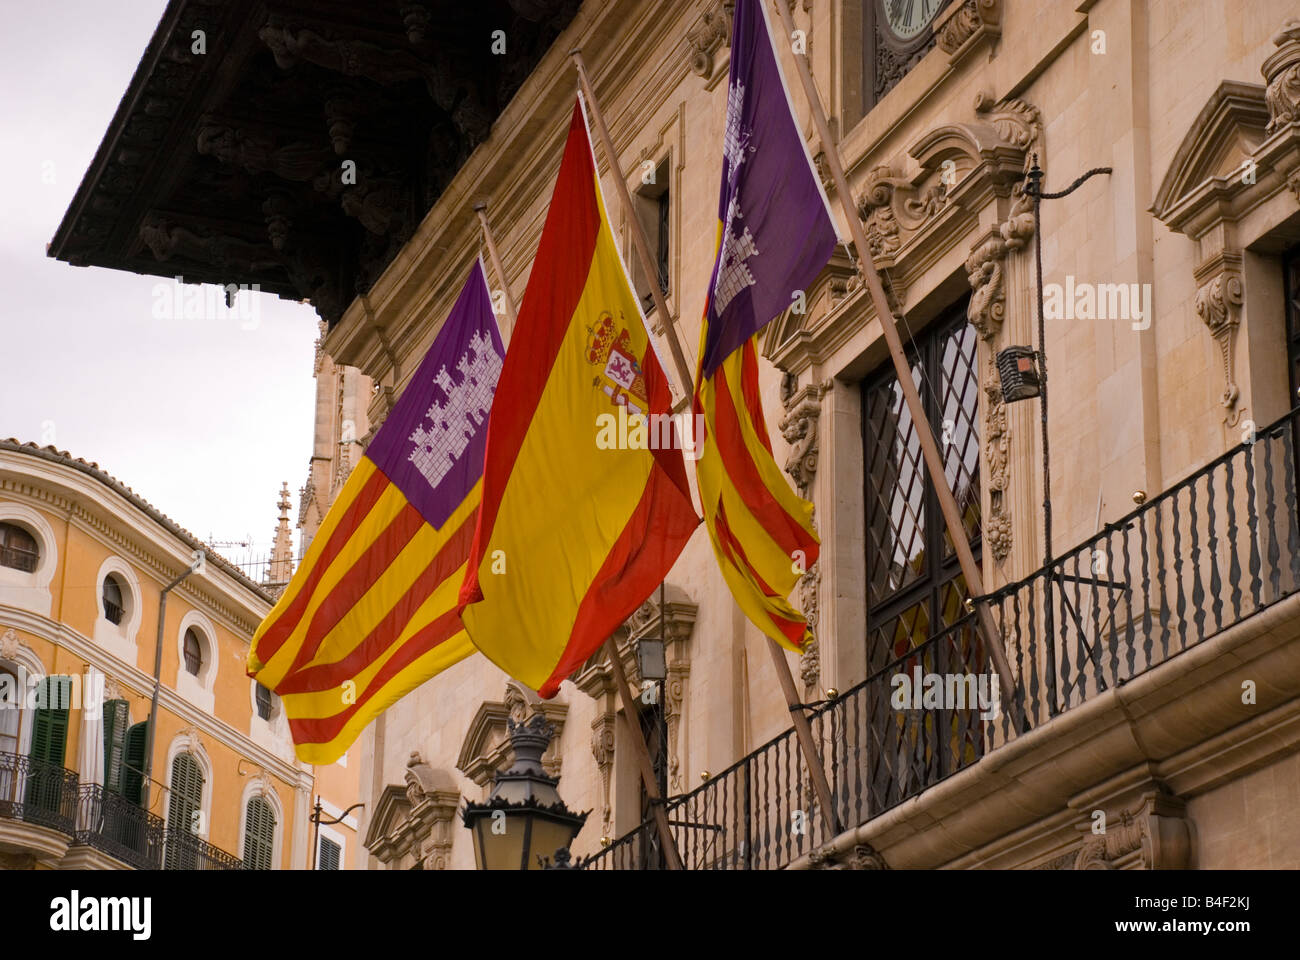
top-left (1194, 263), bottom-right (1245, 425)
top-left (935, 0), bottom-right (1001, 59)
top-left (983, 364), bottom-right (1012, 563)
top-left (856, 165), bottom-right (949, 262)
top-left (1073, 794), bottom-right (1191, 870)
top-left (365, 753), bottom-right (461, 870)
top-left (590, 713), bottom-right (617, 833)
top-left (778, 374), bottom-right (831, 498)
top-left (776, 371), bottom-right (828, 694)
top-left (0, 628), bottom-right (18, 661)
top-left (808, 842), bottom-right (890, 870)
top-left (456, 680), bottom-right (567, 787)
top-left (1264, 18), bottom-right (1300, 133)
top-left (687, 0), bottom-right (734, 81)
top-left (573, 585), bottom-right (698, 795)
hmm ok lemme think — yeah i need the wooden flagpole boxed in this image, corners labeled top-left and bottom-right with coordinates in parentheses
top-left (473, 201), bottom-right (518, 341)
top-left (571, 51), bottom-right (695, 403)
top-left (771, 0), bottom-right (1017, 709)
top-left (573, 47), bottom-right (843, 839)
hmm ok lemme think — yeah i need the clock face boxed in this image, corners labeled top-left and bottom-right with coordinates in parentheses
top-left (881, 0), bottom-right (945, 42)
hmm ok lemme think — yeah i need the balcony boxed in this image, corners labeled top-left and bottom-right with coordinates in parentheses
top-left (0, 752), bottom-right (80, 866)
top-left (1, 756), bottom-right (244, 870)
top-left (68, 784), bottom-right (166, 869)
top-left (583, 408), bottom-right (1300, 869)
top-left (161, 825), bottom-right (245, 870)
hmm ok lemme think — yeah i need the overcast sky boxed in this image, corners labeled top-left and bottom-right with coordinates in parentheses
top-left (0, 0), bottom-right (319, 564)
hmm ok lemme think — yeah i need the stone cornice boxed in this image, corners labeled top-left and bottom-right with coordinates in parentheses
top-left (1149, 80), bottom-right (1273, 238)
top-left (0, 604), bottom-right (312, 792)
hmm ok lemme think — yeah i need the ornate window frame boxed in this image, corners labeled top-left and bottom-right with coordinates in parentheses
top-left (174, 610), bottom-right (217, 713)
top-left (92, 555), bottom-right (142, 665)
top-left (0, 502), bottom-right (56, 617)
top-left (238, 774), bottom-right (284, 870)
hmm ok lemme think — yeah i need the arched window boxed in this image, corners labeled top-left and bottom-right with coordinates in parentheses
top-left (165, 752), bottom-right (204, 869)
top-left (242, 796), bottom-right (276, 870)
top-left (183, 628), bottom-right (203, 676)
top-left (102, 574), bottom-right (125, 626)
top-left (254, 683), bottom-right (274, 721)
top-left (0, 522), bottom-right (38, 573)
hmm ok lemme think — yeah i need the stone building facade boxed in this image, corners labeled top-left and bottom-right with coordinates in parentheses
top-left (50, 0), bottom-right (1300, 869)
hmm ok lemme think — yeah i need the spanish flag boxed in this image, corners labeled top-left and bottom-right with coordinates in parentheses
top-left (694, 0), bottom-right (839, 652)
top-left (248, 261), bottom-right (504, 763)
top-left (458, 97), bottom-right (699, 698)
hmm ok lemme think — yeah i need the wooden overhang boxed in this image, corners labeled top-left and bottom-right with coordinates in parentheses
top-left (48, 0), bottom-right (579, 328)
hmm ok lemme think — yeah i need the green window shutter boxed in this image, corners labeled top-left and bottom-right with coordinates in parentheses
top-left (29, 677), bottom-right (72, 766)
top-left (165, 753), bottom-right (204, 870)
top-left (102, 699), bottom-right (129, 793)
top-left (121, 721), bottom-right (148, 806)
top-left (243, 797), bottom-right (275, 870)
top-left (318, 837), bottom-right (341, 871)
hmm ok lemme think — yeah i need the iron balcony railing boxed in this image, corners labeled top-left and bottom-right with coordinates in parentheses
top-left (72, 783), bottom-right (165, 869)
top-left (583, 405), bottom-right (1300, 869)
top-left (0, 751), bottom-right (81, 836)
top-left (161, 824), bottom-right (245, 870)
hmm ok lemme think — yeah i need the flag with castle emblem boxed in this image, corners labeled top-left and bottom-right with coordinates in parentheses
top-left (248, 260), bottom-right (504, 763)
top-left (694, 0), bottom-right (840, 652)
top-left (458, 97), bottom-right (699, 698)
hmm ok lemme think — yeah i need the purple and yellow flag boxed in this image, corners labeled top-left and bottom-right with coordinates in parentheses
top-left (248, 260), bottom-right (504, 763)
top-left (694, 0), bottom-right (839, 651)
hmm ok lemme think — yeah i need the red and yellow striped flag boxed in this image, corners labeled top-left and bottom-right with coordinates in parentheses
top-left (248, 261), bottom-right (504, 763)
top-left (694, 0), bottom-right (840, 651)
top-left (457, 97), bottom-right (699, 698)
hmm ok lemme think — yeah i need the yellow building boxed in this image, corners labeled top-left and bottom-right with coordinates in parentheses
top-left (0, 439), bottom-right (361, 869)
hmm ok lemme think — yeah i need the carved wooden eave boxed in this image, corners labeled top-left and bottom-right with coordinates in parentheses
top-left (1149, 81), bottom-right (1274, 237)
top-left (47, 0), bottom-right (580, 329)
top-left (455, 681), bottom-right (567, 788)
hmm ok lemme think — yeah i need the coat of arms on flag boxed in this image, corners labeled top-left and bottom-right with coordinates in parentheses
top-left (587, 312), bottom-right (648, 414)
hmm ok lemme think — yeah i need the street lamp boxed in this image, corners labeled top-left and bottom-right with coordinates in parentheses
top-left (461, 714), bottom-right (588, 870)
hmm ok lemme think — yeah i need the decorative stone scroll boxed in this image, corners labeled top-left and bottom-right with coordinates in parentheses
top-left (686, 0), bottom-right (734, 82)
top-left (935, 0), bottom-right (1001, 61)
top-left (1264, 19), bottom-right (1300, 133)
top-left (1194, 256), bottom-right (1246, 425)
top-left (1073, 794), bottom-right (1191, 870)
top-left (807, 841), bottom-right (890, 870)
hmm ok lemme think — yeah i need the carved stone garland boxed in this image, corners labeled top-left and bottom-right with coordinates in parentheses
top-left (778, 372), bottom-right (830, 694)
top-left (961, 96), bottom-right (1041, 567)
